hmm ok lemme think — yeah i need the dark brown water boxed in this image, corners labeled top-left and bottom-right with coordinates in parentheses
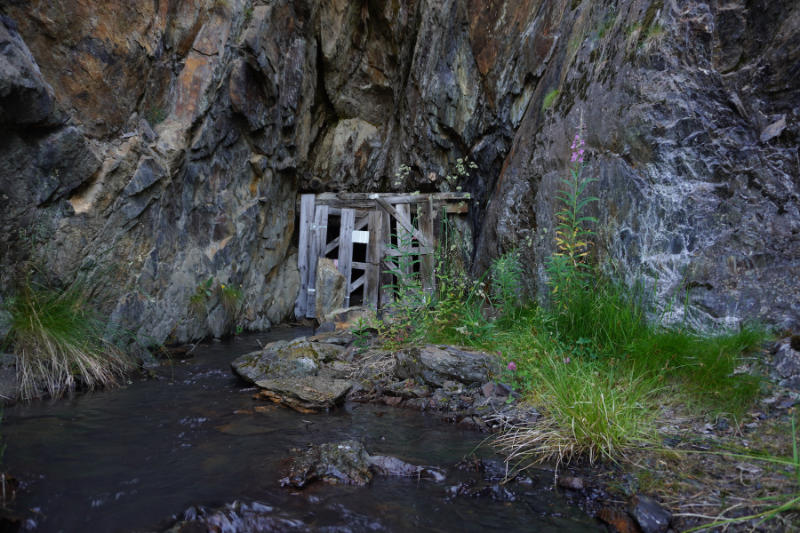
top-left (3, 328), bottom-right (600, 532)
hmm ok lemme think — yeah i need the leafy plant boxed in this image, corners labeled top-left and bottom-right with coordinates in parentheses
top-left (546, 130), bottom-right (598, 317)
top-left (444, 157), bottom-right (477, 192)
top-left (3, 279), bottom-right (133, 400)
top-left (189, 277), bottom-right (214, 316)
top-left (218, 282), bottom-right (242, 318)
top-left (490, 249), bottom-right (523, 319)
top-left (542, 89), bottom-right (560, 112)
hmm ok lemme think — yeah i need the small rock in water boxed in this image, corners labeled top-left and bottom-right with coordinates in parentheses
top-left (557, 475), bottom-right (584, 491)
top-left (281, 440), bottom-right (445, 489)
top-left (629, 494), bottom-right (671, 533)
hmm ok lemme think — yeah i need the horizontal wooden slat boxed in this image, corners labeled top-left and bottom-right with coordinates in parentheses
top-left (301, 191), bottom-right (471, 210)
top-left (383, 246), bottom-right (432, 256)
top-left (351, 261), bottom-right (369, 270)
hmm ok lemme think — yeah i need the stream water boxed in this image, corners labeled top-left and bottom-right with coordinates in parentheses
top-left (4, 328), bottom-right (600, 532)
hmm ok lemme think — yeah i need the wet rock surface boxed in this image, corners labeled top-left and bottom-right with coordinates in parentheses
top-left (254, 376), bottom-right (352, 413)
top-left (772, 337), bottom-right (800, 391)
top-left (394, 345), bottom-right (500, 387)
top-left (232, 337), bottom-right (352, 412)
top-left (629, 494), bottom-right (672, 533)
top-left (281, 440), bottom-right (445, 489)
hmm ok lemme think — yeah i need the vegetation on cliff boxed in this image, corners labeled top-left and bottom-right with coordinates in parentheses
top-left (2, 279), bottom-right (133, 400)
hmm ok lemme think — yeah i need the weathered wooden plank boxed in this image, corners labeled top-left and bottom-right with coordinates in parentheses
top-left (294, 194), bottom-right (315, 318)
top-left (383, 246), bottom-right (432, 257)
top-left (326, 207), bottom-right (370, 218)
top-left (324, 236), bottom-right (340, 255)
top-left (374, 197), bottom-right (432, 249)
top-left (350, 274), bottom-right (366, 291)
top-left (351, 261), bottom-right (369, 270)
top-left (418, 197), bottom-right (435, 295)
top-left (365, 210), bottom-right (383, 310)
top-left (306, 204), bottom-right (329, 318)
top-left (307, 191), bottom-right (471, 209)
top-left (338, 208), bottom-right (355, 307)
top-left (380, 207), bottom-right (393, 306)
top-left (443, 201), bottom-right (469, 214)
top-left (395, 203), bottom-right (413, 278)
top-left (354, 216), bottom-right (369, 231)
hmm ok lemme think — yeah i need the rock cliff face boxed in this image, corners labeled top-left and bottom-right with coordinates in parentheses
top-left (1, 0), bottom-right (797, 342)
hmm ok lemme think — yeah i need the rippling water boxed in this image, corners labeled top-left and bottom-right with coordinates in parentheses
top-left (3, 328), bottom-right (600, 532)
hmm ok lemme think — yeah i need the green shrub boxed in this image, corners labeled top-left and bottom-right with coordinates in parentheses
top-left (4, 281), bottom-right (133, 400)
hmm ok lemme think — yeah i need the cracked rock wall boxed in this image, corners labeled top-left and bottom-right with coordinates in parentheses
top-left (1, 0), bottom-right (797, 344)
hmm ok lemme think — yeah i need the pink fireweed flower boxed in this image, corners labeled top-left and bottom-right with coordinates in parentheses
top-left (570, 131), bottom-right (586, 163)
top-left (507, 361), bottom-right (517, 372)
top-left (563, 356), bottom-right (571, 364)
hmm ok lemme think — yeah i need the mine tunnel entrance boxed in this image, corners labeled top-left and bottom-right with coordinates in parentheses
top-left (294, 192), bottom-right (471, 319)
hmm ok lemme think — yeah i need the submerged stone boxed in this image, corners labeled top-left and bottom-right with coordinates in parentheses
top-left (255, 376), bottom-right (352, 413)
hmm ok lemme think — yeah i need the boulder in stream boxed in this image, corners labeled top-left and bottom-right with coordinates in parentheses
top-left (232, 338), bottom-right (352, 413)
top-left (394, 345), bottom-right (499, 387)
top-left (231, 338), bottom-right (344, 383)
top-left (281, 440), bottom-right (445, 489)
top-left (255, 376), bottom-right (352, 413)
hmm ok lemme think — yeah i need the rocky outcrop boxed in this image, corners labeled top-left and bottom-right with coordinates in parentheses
top-left (395, 345), bottom-right (500, 387)
top-left (281, 440), bottom-right (445, 489)
top-left (1, 0), bottom-right (797, 342)
top-left (472, 0), bottom-right (800, 330)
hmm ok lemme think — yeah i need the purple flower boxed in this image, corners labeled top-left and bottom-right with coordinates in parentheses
top-left (507, 361), bottom-right (517, 372)
top-left (570, 131), bottom-right (586, 164)
top-left (563, 357), bottom-right (571, 364)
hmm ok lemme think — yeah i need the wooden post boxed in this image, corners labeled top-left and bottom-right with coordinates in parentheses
top-left (306, 204), bottom-right (329, 318)
top-left (337, 208), bottom-right (355, 307)
top-left (365, 209), bottom-right (383, 310)
top-left (380, 206), bottom-right (394, 307)
top-left (395, 203), bottom-right (412, 278)
top-left (295, 194), bottom-right (315, 318)
top-left (418, 196), bottom-right (435, 296)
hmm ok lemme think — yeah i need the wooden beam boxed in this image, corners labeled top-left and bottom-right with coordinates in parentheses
top-left (350, 274), bottom-right (366, 292)
top-left (306, 204), bottom-right (328, 318)
top-left (305, 191), bottom-right (471, 209)
top-left (338, 208), bottom-right (355, 307)
top-left (294, 194), bottom-right (315, 318)
top-left (380, 207), bottom-right (393, 307)
top-left (365, 210), bottom-right (383, 310)
top-left (374, 197), bottom-right (432, 249)
top-left (418, 197), bottom-right (435, 295)
top-left (395, 203), bottom-right (413, 278)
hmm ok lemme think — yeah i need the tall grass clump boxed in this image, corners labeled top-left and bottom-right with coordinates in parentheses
top-left (4, 280), bottom-right (133, 400)
top-left (495, 354), bottom-right (657, 467)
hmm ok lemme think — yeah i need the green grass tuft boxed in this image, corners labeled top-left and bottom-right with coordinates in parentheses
top-left (4, 281), bottom-right (133, 400)
top-left (542, 89), bottom-right (560, 112)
